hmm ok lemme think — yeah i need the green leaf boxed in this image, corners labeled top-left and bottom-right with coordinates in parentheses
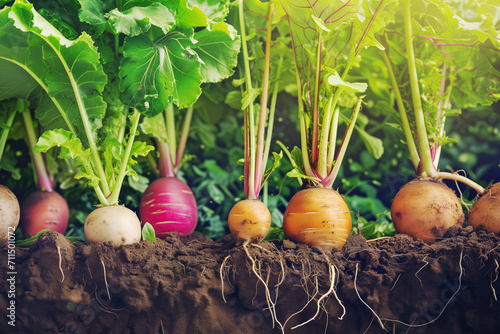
top-left (35, 129), bottom-right (100, 188)
top-left (140, 113), bottom-right (168, 142)
top-left (261, 151), bottom-right (283, 188)
top-left (355, 126), bottom-right (384, 159)
top-left (0, 1), bottom-right (107, 143)
top-left (107, 3), bottom-right (176, 36)
top-left (120, 29), bottom-right (203, 114)
top-left (141, 222), bottom-right (156, 243)
top-left (286, 168), bottom-right (320, 183)
top-left (77, 0), bottom-right (114, 29)
top-left (192, 22), bottom-right (241, 83)
top-left (327, 72), bottom-right (368, 93)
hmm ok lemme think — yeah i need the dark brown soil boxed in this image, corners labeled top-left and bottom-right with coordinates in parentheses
top-left (1, 226), bottom-right (500, 334)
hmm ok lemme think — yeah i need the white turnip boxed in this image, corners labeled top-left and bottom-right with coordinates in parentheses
top-left (20, 191), bottom-right (69, 237)
top-left (140, 177), bottom-right (198, 238)
top-left (391, 178), bottom-right (464, 243)
top-left (468, 182), bottom-right (500, 234)
top-left (0, 184), bottom-right (20, 243)
top-left (85, 206), bottom-right (141, 247)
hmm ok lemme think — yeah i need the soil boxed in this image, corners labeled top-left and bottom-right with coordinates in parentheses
top-left (1, 226), bottom-right (499, 334)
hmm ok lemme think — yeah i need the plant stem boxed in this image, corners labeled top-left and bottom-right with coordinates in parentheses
top-left (174, 105), bottom-right (194, 174)
top-left (244, 108), bottom-right (250, 199)
top-left (117, 108), bottom-right (128, 144)
top-left (404, 0), bottom-right (436, 177)
top-left (434, 81), bottom-right (453, 168)
top-left (262, 55), bottom-right (283, 181)
top-left (0, 102), bottom-right (19, 163)
top-left (381, 49), bottom-right (420, 170)
top-left (311, 29), bottom-right (323, 165)
top-left (322, 96), bottom-right (363, 188)
top-left (239, 0), bottom-right (257, 199)
top-left (436, 172), bottom-right (485, 195)
top-left (107, 109), bottom-right (141, 205)
top-left (317, 94), bottom-right (334, 177)
top-left (22, 109), bottom-right (53, 192)
top-left (254, 1), bottom-right (274, 198)
top-left (165, 104), bottom-right (177, 164)
top-left (157, 140), bottom-right (175, 178)
top-left (326, 106), bottom-right (340, 170)
top-left (276, 140), bottom-right (303, 186)
top-left (146, 153), bottom-right (160, 178)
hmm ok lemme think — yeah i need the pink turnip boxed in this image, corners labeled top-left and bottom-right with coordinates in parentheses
top-left (20, 191), bottom-right (69, 237)
top-left (140, 177), bottom-right (197, 238)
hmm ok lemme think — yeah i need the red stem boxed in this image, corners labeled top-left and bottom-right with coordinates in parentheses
top-left (157, 140), bottom-right (175, 178)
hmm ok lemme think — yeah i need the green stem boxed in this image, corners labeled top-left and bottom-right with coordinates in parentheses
top-left (404, 0), bottom-right (436, 177)
top-left (434, 82), bottom-right (453, 168)
top-left (107, 109), bottom-right (141, 205)
top-left (311, 29), bottom-right (323, 165)
top-left (157, 140), bottom-right (175, 178)
top-left (239, 0), bottom-right (257, 199)
top-left (326, 106), bottom-right (340, 171)
top-left (262, 55), bottom-right (283, 180)
top-left (174, 105), bottom-right (194, 174)
top-left (276, 140), bottom-right (303, 187)
top-left (22, 109), bottom-right (53, 192)
top-left (0, 102), bottom-right (19, 163)
top-left (317, 94), bottom-right (334, 177)
top-left (436, 172), bottom-right (485, 195)
top-left (254, 1), bottom-right (275, 197)
top-left (263, 181), bottom-right (268, 206)
top-left (323, 96), bottom-right (363, 188)
top-left (95, 186), bottom-right (109, 206)
top-left (381, 50), bottom-right (420, 170)
top-left (117, 108), bottom-right (128, 144)
top-left (165, 104), bottom-right (177, 164)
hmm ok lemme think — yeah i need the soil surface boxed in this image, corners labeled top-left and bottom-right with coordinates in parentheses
top-left (1, 226), bottom-right (499, 334)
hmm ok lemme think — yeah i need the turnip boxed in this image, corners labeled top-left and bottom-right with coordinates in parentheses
top-left (84, 206), bottom-right (141, 246)
top-left (0, 185), bottom-right (20, 243)
top-left (468, 183), bottom-right (500, 234)
top-left (140, 176), bottom-right (198, 237)
top-left (279, 0), bottom-right (395, 250)
top-left (375, 0), bottom-right (499, 242)
top-left (19, 108), bottom-right (69, 237)
top-left (226, 0), bottom-right (284, 247)
top-left (137, 3), bottom-right (240, 238)
top-left (20, 191), bottom-right (69, 237)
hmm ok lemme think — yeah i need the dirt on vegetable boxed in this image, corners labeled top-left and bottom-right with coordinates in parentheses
top-left (1, 226), bottom-right (499, 333)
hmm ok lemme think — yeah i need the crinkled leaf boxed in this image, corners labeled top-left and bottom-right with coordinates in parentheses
top-left (141, 222), bottom-right (156, 243)
top-left (34, 129), bottom-right (100, 188)
top-left (77, 0), bottom-right (114, 28)
top-left (286, 168), bottom-right (320, 182)
top-left (140, 113), bottom-right (168, 142)
top-left (120, 29), bottom-right (203, 114)
top-left (107, 3), bottom-right (176, 36)
top-left (192, 21), bottom-right (241, 83)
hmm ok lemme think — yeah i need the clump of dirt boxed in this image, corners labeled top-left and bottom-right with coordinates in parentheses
top-left (1, 226), bottom-right (499, 333)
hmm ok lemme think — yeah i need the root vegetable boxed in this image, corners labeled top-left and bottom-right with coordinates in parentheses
top-left (140, 177), bottom-right (198, 238)
top-left (468, 182), bottom-right (500, 234)
top-left (391, 178), bottom-right (464, 243)
top-left (228, 199), bottom-right (271, 245)
top-left (20, 191), bottom-right (69, 237)
top-left (0, 184), bottom-right (20, 242)
top-left (283, 188), bottom-right (352, 251)
top-left (85, 206), bottom-right (141, 247)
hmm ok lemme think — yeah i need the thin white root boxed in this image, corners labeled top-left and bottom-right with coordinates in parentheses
top-left (356, 251), bottom-right (464, 330)
top-left (283, 275), bottom-right (319, 330)
top-left (367, 236), bottom-right (392, 243)
top-left (332, 265), bottom-right (346, 320)
top-left (452, 170), bottom-right (471, 211)
top-left (57, 245), bottom-right (65, 283)
top-left (160, 319), bottom-right (165, 334)
top-left (390, 274), bottom-right (401, 291)
top-left (414, 256), bottom-right (429, 288)
top-left (292, 264), bottom-right (343, 330)
top-left (243, 243), bottom-right (283, 331)
top-left (220, 255), bottom-right (231, 304)
top-left (355, 263), bottom-right (387, 331)
top-left (101, 259), bottom-right (111, 300)
top-left (491, 259), bottom-right (499, 302)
